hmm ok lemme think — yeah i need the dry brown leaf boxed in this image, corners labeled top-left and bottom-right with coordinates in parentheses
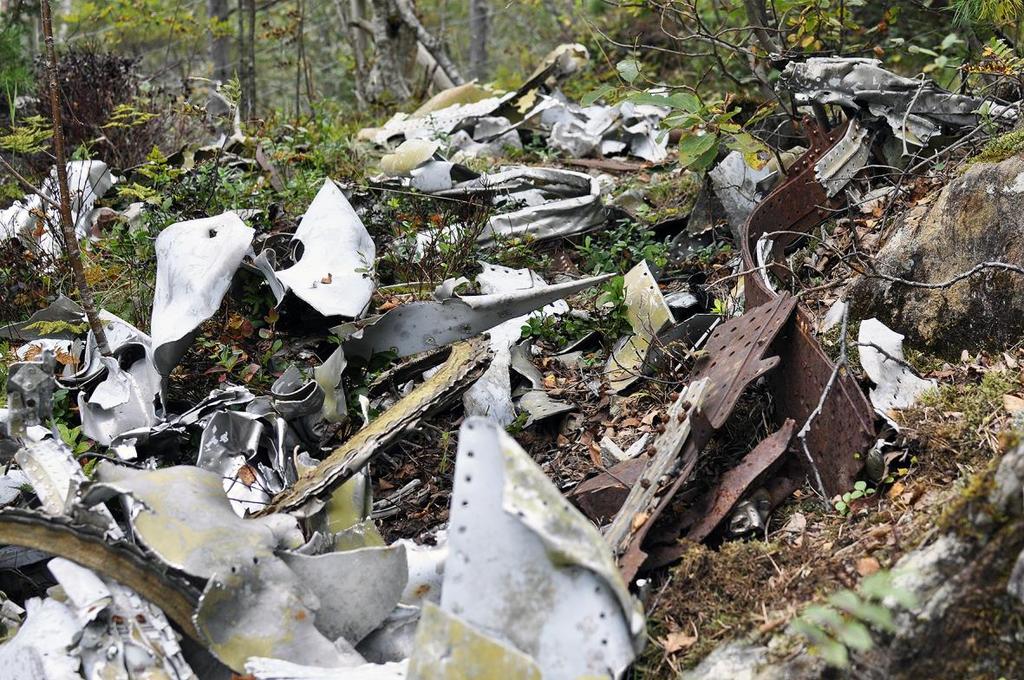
top-left (661, 630), bottom-right (698, 654)
top-left (321, 273), bottom-right (333, 284)
top-left (887, 481), bottom-right (906, 499)
top-left (237, 464), bottom-right (258, 487)
top-left (543, 373), bottom-right (557, 389)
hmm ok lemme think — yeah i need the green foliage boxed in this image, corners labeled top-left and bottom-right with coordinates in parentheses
top-left (0, 25), bottom-right (32, 121)
top-left (22, 320), bottom-right (89, 336)
top-left (918, 371), bottom-right (1019, 449)
top-left (792, 570), bottom-right (916, 668)
top-left (833, 480), bottom-right (877, 515)
top-left (520, 312), bottom-right (590, 347)
top-left (953, 0), bottom-right (1024, 24)
top-left (970, 127), bottom-right (1024, 165)
top-left (102, 103), bottom-right (159, 130)
top-left (0, 115), bottom-right (51, 155)
top-left (574, 218), bottom-right (668, 274)
top-left (595, 274), bottom-right (633, 340)
top-left (56, 422), bottom-right (93, 456)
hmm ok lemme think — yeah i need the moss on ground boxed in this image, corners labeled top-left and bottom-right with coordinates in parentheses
top-left (968, 127), bottom-right (1024, 166)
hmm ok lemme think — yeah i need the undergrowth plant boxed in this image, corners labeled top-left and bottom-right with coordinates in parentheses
top-left (792, 570), bottom-right (917, 668)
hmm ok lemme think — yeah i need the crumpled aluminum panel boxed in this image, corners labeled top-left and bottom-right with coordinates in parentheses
top-left (194, 557), bottom-right (354, 671)
top-left (85, 463), bottom-right (303, 579)
top-left (440, 417), bottom-right (642, 679)
top-left (781, 57), bottom-right (1017, 145)
top-left (274, 179), bottom-right (376, 318)
top-left (151, 212), bottom-right (254, 375)
top-left (337, 273), bottom-right (611, 361)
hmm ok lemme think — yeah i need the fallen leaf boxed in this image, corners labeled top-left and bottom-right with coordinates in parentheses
top-left (661, 630), bottom-right (698, 654)
top-left (856, 556), bottom-right (881, 577)
top-left (886, 481), bottom-right (906, 499)
top-left (237, 464), bottom-right (257, 487)
top-left (543, 373), bottom-right (557, 389)
top-left (321, 273), bottom-right (333, 284)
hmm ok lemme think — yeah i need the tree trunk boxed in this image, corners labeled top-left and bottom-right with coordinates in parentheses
top-left (469, 0), bottom-right (488, 81)
top-left (364, 0), bottom-right (414, 103)
top-left (246, 0), bottom-right (256, 117)
top-left (207, 0), bottom-right (231, 84)
top-left (38, 0), bottom-right (110, 356)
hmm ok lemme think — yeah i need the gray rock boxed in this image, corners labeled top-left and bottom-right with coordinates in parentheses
top-left (851, 155), bottom-right (1024, 354)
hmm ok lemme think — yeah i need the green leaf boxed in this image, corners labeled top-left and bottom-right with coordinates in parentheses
top-left (816, 638), bottom-right (850, 668)
top-left (803, 605), bottom-right (845, 630)
top-left (834, 500), bottom-right (848, 514)
top-left (829, 591), bottom-right (897, 633)
top-left (582, 84), bottom-right (616, 107)
top-left (854, 480), bottom-right (867, 491)
top-left (678, 132), bottom-right (718, 170)
top-left (836, 620), bottom-right (873, 652)
top-left (616, 58), bottom-right (640, 84)
top-left (726, 132), bottom-right (771, 170)
top-left (666, 91), bottom-right (701, 113)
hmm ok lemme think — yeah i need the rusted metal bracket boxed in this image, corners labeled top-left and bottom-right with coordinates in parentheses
top-left (577, 118), bottom-right (876, 578)
top-left (740, 116), bottom-right (875, 498)
top-left (607, 295), bottom-right (798, 581)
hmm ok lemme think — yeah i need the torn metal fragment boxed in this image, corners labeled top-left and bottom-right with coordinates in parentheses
top-left (815, 118), bottom-right (871, 197)
top-left (398, 537), bottom-right (447, 606)
top-left (407, 602), bottom-right (540, 680)
top-left (463, 262), bottom-right (570, 426)
top-left (603, 379), bottom-right (710, 580)
top-left (264, 339), bottom-right (490, 516)
top-left (5, 353), bottom-right (55, 436)
top-left (151, 212), bottom-right (255, 374)
top-left (274, 179), bottom-right (376, 318)
top-left (508, 342), bottom-right (573, 425)
top-left (0, 596), bottom-right (80, 678)
top-left (48, 557), bottom-right (198, 679)
top-left (280, 545), bottom-right (408, 644)
top-left (78, 337), bottom-right (162, 447)
top-left (569, 456), bottom-right (645, 525)
top-left (84, 463), bottom-right (303, 579)
top-left (338, 273), bottom-right (611, 360)
top-left (14, 438), bottom-right (87, 516)
top-left (0, 509), bottom-right (202, 642)
top-left (246, 657), bottom-right (408, 680)
top-left (684, 420), bottom-right (795, 542)
top-left (195, 557), bottom-right (353, 672)
top-left (606, 261), bottom-right (675, 393)
top-left (441, 418), bottom-right (643, 678)
top-left (858, 318), bottom-right (936, 419)
top-left (197, 410), bottom-right (276, 515)
top-left (781, 57), bottom-right (1016, 146)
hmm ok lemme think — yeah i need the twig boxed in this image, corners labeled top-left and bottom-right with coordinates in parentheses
top-left (39, 0), bottom-right (110, 356)
top-left (901, 74), bottom-right (928, 157)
